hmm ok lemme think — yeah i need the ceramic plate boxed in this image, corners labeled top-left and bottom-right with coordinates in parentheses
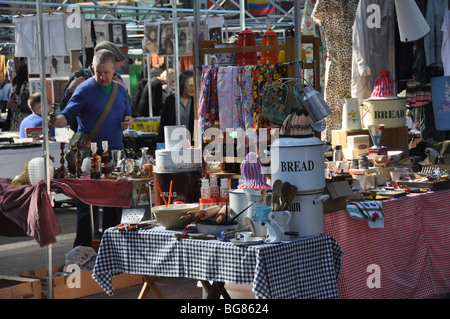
top-left (230, 237), bottom-right (265, 246)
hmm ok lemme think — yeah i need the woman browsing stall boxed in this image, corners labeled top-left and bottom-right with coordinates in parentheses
top-left (157, 70), bottom-right (195, 144)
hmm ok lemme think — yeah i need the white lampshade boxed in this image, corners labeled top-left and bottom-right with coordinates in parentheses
top-left (395, 0), bottom-right (430, 42)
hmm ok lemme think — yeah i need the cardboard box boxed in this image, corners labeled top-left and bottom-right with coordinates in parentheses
top-left (0, 275), bottom-right (41, 299)
top-left (347, 135), bottom-right (370, 152)
top-left (20, 264), bottom-right (142, 299)
top-left (332, 126), bottom-right (409, 159)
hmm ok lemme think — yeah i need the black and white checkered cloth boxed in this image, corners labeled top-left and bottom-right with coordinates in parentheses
top-left (92, 227), bottom-right (343, 299)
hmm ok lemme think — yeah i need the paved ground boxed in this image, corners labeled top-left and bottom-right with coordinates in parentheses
top-left (0, 202), bottom-right (202, 299)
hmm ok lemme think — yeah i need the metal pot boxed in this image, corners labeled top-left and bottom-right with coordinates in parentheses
top-left (286, 191), bottom-right (329, 237)
top-left (229, 188), bottom-right (267, 237)
top-left (270, 136), bottom-right (325, 193)
top-left (361, 96), bottom-right (406, 128)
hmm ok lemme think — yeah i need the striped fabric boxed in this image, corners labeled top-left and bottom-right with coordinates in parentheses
top-left (324, 190), bottom-right (450, 299)
top-left (238, 152), bottom-right (271, 190)
top-left (248, 0), bottom-right (275, 16)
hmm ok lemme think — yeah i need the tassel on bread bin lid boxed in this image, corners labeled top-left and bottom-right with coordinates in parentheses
top-left (238, 152), bottom-right (271, 191)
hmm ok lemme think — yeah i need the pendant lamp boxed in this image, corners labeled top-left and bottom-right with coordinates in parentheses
top-left (394, 0), bottom-right (430, 42)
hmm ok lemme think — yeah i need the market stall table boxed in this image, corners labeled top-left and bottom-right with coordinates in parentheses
top-left (0, 141), bottom-right (61, 179)
top-left (324, 189), bottom-right (450, 299)
top-left (0, 177), bottom-right (134, 247)
top-left (92, 228), bottom-right (343, 299)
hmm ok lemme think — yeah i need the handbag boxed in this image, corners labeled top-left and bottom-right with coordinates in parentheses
top-left (67, 81), bottom-right (119, 166)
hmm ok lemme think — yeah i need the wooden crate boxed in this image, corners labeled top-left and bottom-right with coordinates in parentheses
top-left (332, 126), bottom-right (409, 159)
top-left (0, 275), bottom-right (41, 299)
top-left (20, 264), bottom-right (142, 299)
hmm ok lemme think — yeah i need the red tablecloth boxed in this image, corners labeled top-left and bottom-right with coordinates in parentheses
top-left (0, 177), bottom-right (134, 247)
top-left (324, 189), bottom-right (450, 299)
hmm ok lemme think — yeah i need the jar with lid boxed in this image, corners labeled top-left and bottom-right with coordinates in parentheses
top-left (209, 177), bottom-right (219, 198)
top-left (333, 145), bottom-right (343, 161)
top-left (220, 178), bottom-right (229, 199)
top-left (350, 158), bottom-right (359, 170)
top-left (201, 178), bottom-right (210, 199)
top-left (358, 154), bottom-right (369, 169)
top-left (260, 29), bottom-right (279, 64)
top-left (236, 28), bottom-right (257, 66)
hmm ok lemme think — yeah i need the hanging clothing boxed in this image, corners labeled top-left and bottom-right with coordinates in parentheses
top-left (47, 15), bottom-right (67, 56)
top-left (406, 80), bottom-right (432, 107)
top-left (198, 64), bottom-right (219, 133)
top-left (311, 0), bottom-right (359, 142)
top-left (352, 0), bottom-right (396, 102)
top-left (424, 0), bottom-right (449, 68)
top-left (251, 63), bottom-right (286, 130)
top-left (443, 8), bottom-right (450, 76)
top-left (14, 15), bottom-right (67, 57)
top-left (300, 0), bottom-right (327, 89)
top-left (409, 0), bottom-right (429, 85)
top-left (217, 66), bottom-right (240, 133)
top-left (13, 16), bottom-right (36, 57)
top-left (236, 65), bottom-right (254, 130)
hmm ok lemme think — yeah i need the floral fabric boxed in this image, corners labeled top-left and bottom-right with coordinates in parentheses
top-left (251, 63), bottom-right (286, 129)
top-left (217, 66), bottom-right (241, 133)
top-left (301, 0), bottom-right (327, 89)
top-left (236, 65), bottom-right (253, 130)
top-left (198, 64), bottom-right (219, 133)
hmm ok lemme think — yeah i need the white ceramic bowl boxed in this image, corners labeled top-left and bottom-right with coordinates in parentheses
top-left (153, 203), bottom-right (199, 230)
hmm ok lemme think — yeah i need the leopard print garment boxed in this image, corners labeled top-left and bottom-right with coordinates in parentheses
top-left (311, 0), bottom-right (359, 142)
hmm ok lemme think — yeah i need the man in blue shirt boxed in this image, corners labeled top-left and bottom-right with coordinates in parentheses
top-left (0, 79), bottom-right (11, 112)
top-left (19, 92), bottom-right (54, 138)
top-left (52, 49), bottom-right (133, 247)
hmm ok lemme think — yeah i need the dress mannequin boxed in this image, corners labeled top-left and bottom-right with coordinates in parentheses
top-left (311, 0), bottom-right (359, 142)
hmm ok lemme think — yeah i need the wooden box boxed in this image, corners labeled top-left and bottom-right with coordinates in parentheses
top-left (0, 275), bottom-right (41, 299)
top-left (332, 126), bottom-right (409, 159)
top-left (20, 264), bottom-right (142, 299)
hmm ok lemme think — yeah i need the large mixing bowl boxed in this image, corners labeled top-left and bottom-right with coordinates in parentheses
top-left (153, 203), bottom-right (199, 230)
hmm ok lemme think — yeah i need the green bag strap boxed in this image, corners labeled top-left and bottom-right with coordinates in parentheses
top-left (87, 81), bottom-right (118, 142)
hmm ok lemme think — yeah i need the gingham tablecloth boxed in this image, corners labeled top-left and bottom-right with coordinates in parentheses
top-left (324, 189), bottom-right (450, 299)
top-left (92, 228), bottom-right (343, 299)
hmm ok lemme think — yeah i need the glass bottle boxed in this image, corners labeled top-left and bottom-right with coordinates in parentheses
top-left (209, 177), bottom-right (219, 199)
top-left (101, 141), bottom-right (111, 179)
top-left (201, 178), bottom-right (210, 199)
top-left (220, 178), bottom-right (229, 199)
top-left (90, 142), bottom-right (101, 179)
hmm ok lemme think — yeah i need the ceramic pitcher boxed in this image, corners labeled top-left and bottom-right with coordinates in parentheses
top-left (342, 98), bottom-right (362, 130)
